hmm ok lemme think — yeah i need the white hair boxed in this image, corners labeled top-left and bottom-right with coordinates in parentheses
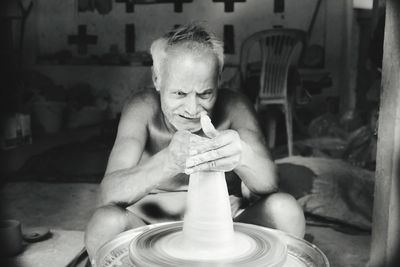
top-left (150, 23), bottom-right (224, 81)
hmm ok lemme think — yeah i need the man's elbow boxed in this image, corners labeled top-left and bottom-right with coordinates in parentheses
top-left (257, 181), bottom-right (278, 195)
top-left (98, 175), bottom-right (138, 208)
top-left (98, 186), bottom-right (131, 209)
top-left (98, 183), bottom-right (113, 207)
top-left (98, 177), bottom-right (120, 207)
top-left (259, 165), bottom-right (279, 194)
top-left (246, 176), bottom-right (277, 196)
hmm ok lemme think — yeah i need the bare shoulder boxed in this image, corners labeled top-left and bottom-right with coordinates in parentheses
top-left (117, 89), bottom-right (159, 139)
top-left (217, 90), bottom-right (269, 157)
top-left (122, 89), bottom-right (159, 117)
top-left (216, 89), bottom-right (258, 128)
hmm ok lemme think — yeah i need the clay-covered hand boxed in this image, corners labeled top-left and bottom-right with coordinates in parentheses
top-left (185, 130), bottom-right (242, 173)
top-left (166, 130), bottom-right (204, 175)
top-left (185, 114), bottom-right (242, 173)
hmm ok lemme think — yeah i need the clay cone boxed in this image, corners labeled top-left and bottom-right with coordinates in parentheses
top-left (180, 170), bottom-right (234, 258)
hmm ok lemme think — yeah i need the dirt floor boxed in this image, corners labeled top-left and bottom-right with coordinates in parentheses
top-left (0, 181), bottom-right (370, 267)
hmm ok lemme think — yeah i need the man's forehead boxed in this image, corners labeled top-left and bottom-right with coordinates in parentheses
top-left (159, 49), bottom-right (218, 78)
top-left (166, 45), bottom-right (217, 64)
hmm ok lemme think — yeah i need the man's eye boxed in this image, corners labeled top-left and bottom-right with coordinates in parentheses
top-left (176, 91), bottom-right (186, 96)
top-left (199, 92), bottom-right (212, 98)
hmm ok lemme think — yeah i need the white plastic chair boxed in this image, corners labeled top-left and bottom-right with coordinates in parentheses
top-left (239, 29), bottom-right (306, 156)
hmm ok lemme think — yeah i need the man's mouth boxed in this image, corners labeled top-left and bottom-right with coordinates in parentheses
top-left (178, 114), bottom-right (200, 121)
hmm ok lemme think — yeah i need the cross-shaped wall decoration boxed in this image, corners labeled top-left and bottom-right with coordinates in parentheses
top-left (169, 0), bottom-right (192, 12)
top-left (274, 0), bottom-right (285, 13)
top-left (68, 25), bottom-right (98, 55)
top-left (213, 0), bottom-right (245, 12)
top-left (223, 25), bottom-right (234, 54)
top-left (116, 0), bottom-right (135, 13)
top-left (115, 0), bottom-right (192, 13)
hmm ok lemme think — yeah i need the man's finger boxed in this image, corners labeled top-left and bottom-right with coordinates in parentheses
top-left (186, 145), bottom-right (235, 168)
top-left (191, 132), bottom-right (236, 155)
top-left (189, 134), bottom-right (209, 155)
top-left (185, 157), bottom-right (232, 173)
top-left (201, 113), bottom-right (219, 138)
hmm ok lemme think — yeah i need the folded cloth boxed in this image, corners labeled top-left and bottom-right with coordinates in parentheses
top-left (277, 156), bottom-right (374, 230)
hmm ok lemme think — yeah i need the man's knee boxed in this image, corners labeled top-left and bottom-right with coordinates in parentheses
top-left (262, 192), bottom-right (301, 215)
top-left (86, 204), bottom-right (145, 239)
top-left (261, 192), bottom-right (305, 238)
top-left (85, 205), bottom-right (131, 261)
top-left (88, 205), bottom-right (129, 229)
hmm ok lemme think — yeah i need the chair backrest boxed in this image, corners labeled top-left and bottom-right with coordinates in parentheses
top-left (240, 29), bottom-right (306, 100)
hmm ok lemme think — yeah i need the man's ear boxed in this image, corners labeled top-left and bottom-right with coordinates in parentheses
top-left (152, 68), bottom-right (160, 92)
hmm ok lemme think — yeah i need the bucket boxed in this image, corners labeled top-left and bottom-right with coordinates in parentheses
top-left (1, 113), bottom-right (32, 150)
top-left (32, 101), bottom-right (65, 134)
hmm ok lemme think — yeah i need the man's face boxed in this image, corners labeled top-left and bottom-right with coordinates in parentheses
top-left (157, 49), bottom-right (219, 132)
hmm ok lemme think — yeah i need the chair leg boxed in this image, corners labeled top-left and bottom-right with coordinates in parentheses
top-left (266, 112), bottom-right (277, 149)
top-left (283, 102), bottom-right (293, 156)
top-left (255, 101), bottom-right (276, 150)
top-left (255, 98), bottom-right (260, 112)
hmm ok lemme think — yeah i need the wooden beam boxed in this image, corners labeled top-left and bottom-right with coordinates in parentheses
top-left (343, 0), bottom-right (355, 110)
top-left (371, 0), bottom-right (386, 33)
top-left (369, 1), bottom-right (400, 266)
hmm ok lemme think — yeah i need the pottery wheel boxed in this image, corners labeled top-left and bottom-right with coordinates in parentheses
top-left (96, 114), bottom-right (329, 266)
top-left (95, 222), bottom-right (330, 267)
top-left (129, 222), bottom-right (287, 266)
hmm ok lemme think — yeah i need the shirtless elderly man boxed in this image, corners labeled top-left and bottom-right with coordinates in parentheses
top-left (85, 24), bottom-right (305, 261)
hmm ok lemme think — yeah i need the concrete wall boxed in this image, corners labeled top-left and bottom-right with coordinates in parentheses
top-left (33, 65), bottom-right (153, 117)
top-left (22, 0), bottom-right (350, 115)
top-left (35, 0), bottom-right (322, 62)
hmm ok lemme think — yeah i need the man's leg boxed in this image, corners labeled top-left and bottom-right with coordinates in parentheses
top-left (234, 192), bottom-right (305, 238)
top-left (84, 204), bottom-right (146, 262)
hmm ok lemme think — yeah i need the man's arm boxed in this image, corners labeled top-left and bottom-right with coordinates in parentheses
top-left (234, 127), bottom-right (278, 195)
top-left (225, 93), bottom-right (277, 195)
top-left (184, 92), bottom-right (277, 196)
top-left (99, 93), bottom-right (181, 207)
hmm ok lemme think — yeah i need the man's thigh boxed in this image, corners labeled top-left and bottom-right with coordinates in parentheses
top-left (234, 192), bottom-right (304, 232)
top-left (127, 192), bottom-right (245, 224)
top-left (127, 191), bottom-right (188, 224)
top-left (233, 196), bottom-right (272, 227)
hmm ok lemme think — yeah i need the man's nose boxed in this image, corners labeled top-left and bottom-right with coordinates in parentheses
top-left (184, 94), bottom-right (198, 115)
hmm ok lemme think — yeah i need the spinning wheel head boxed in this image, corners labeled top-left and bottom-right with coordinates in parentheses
top-left (95, 222), bottom-right (329, 267)
top-left (129, 222), bottom-right (287, 266)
